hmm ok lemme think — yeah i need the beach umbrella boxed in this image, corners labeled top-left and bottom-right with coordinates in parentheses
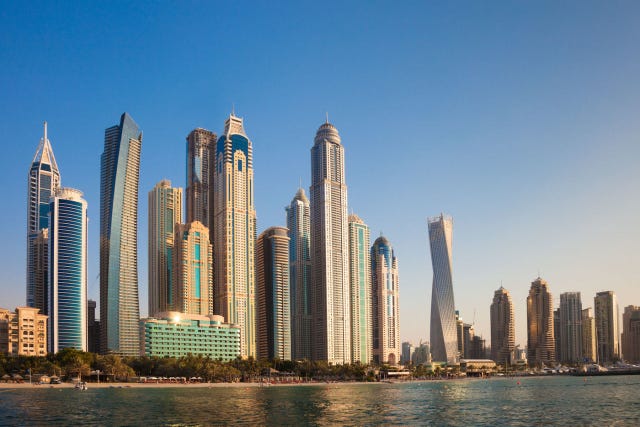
top-left (1, 374), bottom-right (10, 382)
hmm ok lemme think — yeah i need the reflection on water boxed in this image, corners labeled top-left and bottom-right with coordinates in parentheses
top-left (0, 376), bottom-right (639, 426)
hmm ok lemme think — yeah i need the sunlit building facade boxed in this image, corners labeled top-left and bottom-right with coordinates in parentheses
top-left (428, 214), bottom-right (457, 364)
top-left (212, 114), bottom-right (256, 357)
top-left (559, 292), bottom-right (583, 364)
top-left (527, 277), bottom-right (555, 367)
top-left (100, 112), bottom-right (142, 356)
top-left (0, 307), bottom-right (48, 357)
top-left (594, 291), bottom-right (620, 364)
top-left (622, 305), bottom-right (640, 364)
top-left (27, 122), bottom-right (60, 312)
top-left (186, 128), bottom-right (216, 227)
top-left (371, 236), bottom-right (400, 365)
top-left (582, 308), bottom-right (597, 363)
top-left (348, 214), bottom-right (371, 364)
top-left (310, 121), bottom-right (351, 364)
top-left (490, 286), bottom-right (515, 365)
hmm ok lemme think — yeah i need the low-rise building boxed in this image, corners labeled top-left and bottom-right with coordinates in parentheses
top-left (140, 312), bottom-right (240, 360)
top-left (0, 307), bottom-right (48, 356)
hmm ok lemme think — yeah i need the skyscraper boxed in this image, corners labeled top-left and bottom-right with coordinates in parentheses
top-left (87, 299), bottom-right (100, 354)
top-left (173, 221), bottom-right (213, 316)
top-left (594, 291), bottom-right (620, 364)
top-left (490, 286), bottom-right (515, 365)
top-left (428, 214), bottom-right (457, 364)
top-left (286, 188), bottom-right (312, 361)
top-left (559, 292), bottom-right (583, 364)
top-left (100, 112), bottom-right (142, 356)
top-left (621, 305), bottom-right (640, 364)
top-left (212, 114), bottom-right (256, 357)
top-left (371, 236), bottom-right (400, 365)
top-left (526, 277), bottom-right (555, 367)
top-left (348, 214), bottom-right (372, 364)
top-left (27, 122), bottom-right (60, 312)
top-left (310, 120), bottom-right (350, 364)
top-left (148, 180), bottom-right (183, 316)
top-left (256, 227), bottom-right (291, 361)
top-left (401, 341), bottom-right (414, 365)
top-left (48, 187), bottom-right (87, 352)
top-left (582, 308), bottom-right (597, 363)
top-left (186, 128), bottom-right (216, 227)
top-left (455, 311), bottom-right (464, 359)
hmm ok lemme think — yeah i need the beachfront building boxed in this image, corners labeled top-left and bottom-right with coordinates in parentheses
top-left (594, 291), bottom-right (620, 364)
top-left (0, 307), bottom-right (48, 356)
top-left (622, 305), bottom-right (640, 364)
top-left (48, 187), bottom-right (88, 352)
top-left (148, 180), bottom-right (183, 317)
top-left (428, 214), bottom-right (458, 364)
top-left (212, 114), bottom-right (257, 358)
top-left (490, 286), bottom-right (515, 365)
top-left (139, 312), bottom-right (240, 360)
top-left (310, 120), bottom-right (351, 364)
top-left (100, 112), bottom-right (142, 356)
top-left (256, 226), bottom-right (291, 361)
top-left (348, 214), bottom-right (372, 364)
top-left (527, 277), bottom-right (555, 367)
top-left (286, 188), bottom-right (312, 361)
top-left (27, 122), bottom-right (61, 313)
top-left (371, 236), bottom-right (400, 365)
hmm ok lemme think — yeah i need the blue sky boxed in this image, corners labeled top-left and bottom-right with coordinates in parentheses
top-left (1, 1), bottom-right (639, 347)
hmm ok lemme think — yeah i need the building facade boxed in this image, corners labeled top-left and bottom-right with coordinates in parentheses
top-left (140, 312), bottom-right (240, 360)
top-left (582, 307), bottom-right (597, 363)
top-left (212, 114), bottom-right (256, 357)
top-left (286, 188), bottom-right (312, 361)
top-left (0, 307), bottom-right (47, 356)
top-left (48, 188), bottom-right (88, 352)
top-left (455, 311), bottom-right (464, 359)
top-left (186, 128), bottom-right (216, 227)
top-left (594, 291), bottom-right (620, 364)
top-left (401, 341), bottom-right (414, 365)
top-left (559, 292), bottom-right (583, 364)
top-left (87, 299), bottom-right (100, 354)
top-left (371, 236), bottom-right (400, 365)
top-left (526, 277), bottom-right (555, 367)
top-left (100, 112), bottom-right (142, 356)
top-left (348, 214), bottom-right (372, 364)
top-left (148, 180), bottom-right (183, 316)
top-left (173, 221), bottom-right (213, 316)
top-left (622, 305), bottom-right (640, 363)
top-left (428, 214), bottom-right (457, 364)
top-left (27, 122), bottom-right (60, 312)
top-left (256, 227), bottom-right (291, 361)
top-left (490, 286), bottom-right (515, 365)
top-left (310, 121), bottom-right (351, 364)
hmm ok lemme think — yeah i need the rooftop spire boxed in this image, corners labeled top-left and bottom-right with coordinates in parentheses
top-left (325, 111), bottom-right (329, 124)
top-left (44, 121), bottom-right (47, 142)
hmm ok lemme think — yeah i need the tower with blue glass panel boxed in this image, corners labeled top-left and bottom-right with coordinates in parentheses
top-left (49, 187), bottom-right (87, 352)
top-left (100, 112), bottom-right (142, 356)
top-left (371, 235), bottom-right (400, 365)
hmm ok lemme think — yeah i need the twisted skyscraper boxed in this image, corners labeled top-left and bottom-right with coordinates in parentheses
top-left (310, 120), bottom-right (351, 364)
top-left (428, 214), bottom-right (458, 364)
top-left (100, 113), bottom-right (142, 356)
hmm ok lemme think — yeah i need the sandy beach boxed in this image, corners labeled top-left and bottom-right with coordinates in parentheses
top-left (0, 380), bottom-right (396, 389)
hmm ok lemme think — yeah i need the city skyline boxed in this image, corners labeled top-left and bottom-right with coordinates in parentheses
top-left (2, 2), bottom-right (640, 349)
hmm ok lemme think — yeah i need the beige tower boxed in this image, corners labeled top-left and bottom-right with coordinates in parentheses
top-left (371, 236), bottom-right (400, 365)
top-left (212, 114), bottom-right (256, 357)
top-left (594, 291), bottom-right (620, 364)
top-left (527, 277), bottom-right (555, 367)
top-left (0, 307), bottom-right (48, 356)
top-left (491, 286), bottom-right (515, 365)
top-left (622, 305), bottom-right (640, 363)
top-left (148, 180), bottom-right (183, 316)
top-left (173, 221), bottom-right (213, 316)
top-left (582, 307), bottom-right (597, 363)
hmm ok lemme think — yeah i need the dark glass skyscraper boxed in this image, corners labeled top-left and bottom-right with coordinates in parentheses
top-left (186, 128), bottom-right (216, 227)
top-left (100, 112), bottom-right (142, 356)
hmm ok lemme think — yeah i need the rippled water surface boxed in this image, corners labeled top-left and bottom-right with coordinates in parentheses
top-left (1, 376), bottom-right (639, 425)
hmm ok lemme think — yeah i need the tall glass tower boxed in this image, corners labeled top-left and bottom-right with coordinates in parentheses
top-left (48, 188), bottom-right (87, 352)
top-left (286, 188), bottom-right (312, 361)
top-left (310, 120), bottom-right (351, 364)
top-left (371, 235), bottom-right (400, 365)
top-left (212, 114), bottom-right (256, 357)
top-left (348, 214), bottom-right (371, 364)
top-left (27, 122), bottom-right (60, 312)
top-left (148, 180), bottom-right (183, 316)
top-left (100, 112), bottom-right (142, 356)
top-left (186, 128), bottom-right (216, 227)
top-left (428, 214), bottom-right (457, 364)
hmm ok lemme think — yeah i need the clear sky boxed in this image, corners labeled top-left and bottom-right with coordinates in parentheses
top-left (1, 1), bottom-right (639, 348)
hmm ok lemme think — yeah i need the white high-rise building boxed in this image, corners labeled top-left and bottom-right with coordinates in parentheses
top-left (371, 236), bottom-right (400, 365)
top-left (428, 214), bottom-right (457, 364)
top-left (348, 214), bottom-right (372, 364)
top-left (310, 120), bottom-right (351, 364)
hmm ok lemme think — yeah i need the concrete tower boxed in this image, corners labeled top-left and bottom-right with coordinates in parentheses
top-left (527, 277), bottom-right (555, 367)
top-left (622, 305), bottom-right (640, 364)
top-left (27, 121), bottom-right (61, 312)
top-left (348, 214), bottom-right (372, 364)
top-left (559, 292), bottom-right (583, 364)
top-left (581, 307), bottom-right (597, 363)
top-left (594, 291), bottom-right (620, 364)
top-left (371, 235), bottom-right (400, 365)
top-left (310, 120), bottom-right (350, 364)
top-left (148, 180), bottom-right (183, 316)
top-left (490, 286), bottom-right (515, 365)
top-left (100, 112), bottom-right (142, 356)
top-left (212, 114), bottom-right (256, 357)
top-left (186, 128), bottom-right (216, 227)
top-left (286, 188), bottom-right (312, 360)
top-left (428, 214), bottom-right (457, 364)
